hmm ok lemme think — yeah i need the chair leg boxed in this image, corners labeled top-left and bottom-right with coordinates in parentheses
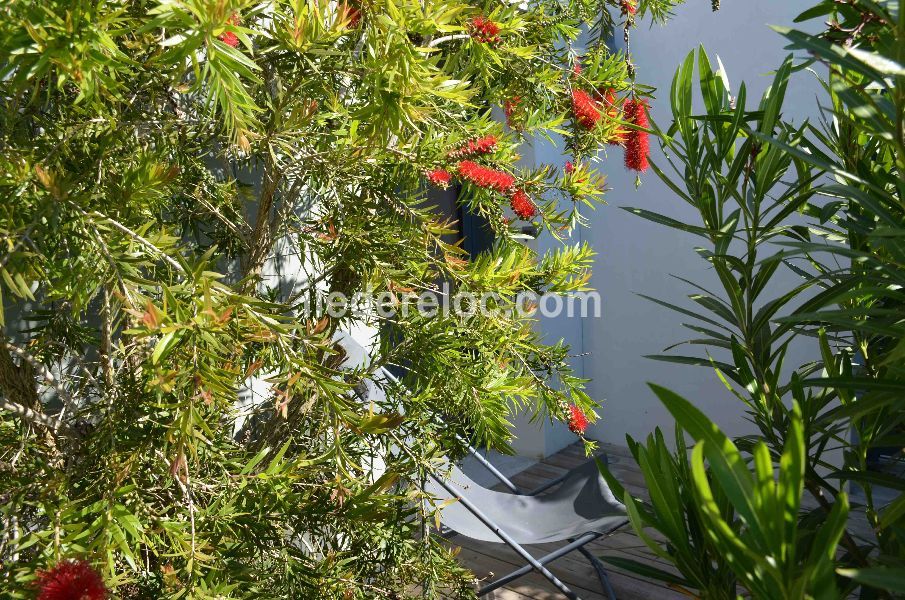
top-left (430, 471), bottom-right (586, 599)
top-left (478, 534), bottom-right (601, 599)
top-left (478, 561), bottom-right (578, 599)
top-left (576, 545), bottom-right (617, 600)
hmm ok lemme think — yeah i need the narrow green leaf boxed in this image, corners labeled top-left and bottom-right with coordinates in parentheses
top-left (599, 555), bottom-right (692, 587)
top-left (836, 567), bottom-right (905, 593)
top-left (649, 384), bottom-right (763, 543)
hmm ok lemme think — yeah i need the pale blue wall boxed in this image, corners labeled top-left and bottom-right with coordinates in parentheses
top-left (580, 1), bottom-right (823, 446)
top-left (512, 1), bottom-right (824, 457)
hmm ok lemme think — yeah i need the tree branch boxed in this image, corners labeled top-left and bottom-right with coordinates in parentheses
top-left (242, 149), bottom-right (284, 283)
top-left (0, 340), bottom-right (39, 410)
top-left (426, 34), bottom-right (470, 47)
top-left (0, 396), bottom-right (80, 438)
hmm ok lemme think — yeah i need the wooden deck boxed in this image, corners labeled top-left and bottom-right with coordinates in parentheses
top-left (447, 441), bottom-right (685, 600)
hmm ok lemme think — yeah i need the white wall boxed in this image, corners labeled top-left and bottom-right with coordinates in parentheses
top-left (578, 1), bottom-right (823, 446)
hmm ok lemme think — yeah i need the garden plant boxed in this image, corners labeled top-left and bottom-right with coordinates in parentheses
top-left (601, 0), bottom-right (905, 597)
top-left (0, 0), bottom-right (682, 597)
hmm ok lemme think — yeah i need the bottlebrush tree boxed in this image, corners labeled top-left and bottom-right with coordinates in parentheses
top-left (0, 0), bottom-right (676, 597)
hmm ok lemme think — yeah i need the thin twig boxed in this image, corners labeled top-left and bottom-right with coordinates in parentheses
top-left (97, 212), bottom-right (186, 273)
top-left (426, 34), bottom-right (470, 48)
top-left (176, 461), bottom-right (197, 562)
top-left (0, 396), bottom-right (79, 438)
top-left (3, 342), bottom-right (79, 418)
top-left (72, 203), bottom-right (186, 273)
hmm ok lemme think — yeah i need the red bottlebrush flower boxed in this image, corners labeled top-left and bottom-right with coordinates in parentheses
top-left (456, 160), bottom-right (516, 193)
top-left (571, 89), bottom-right (601, 130)
top-left (509, 188), bottom-right (536, 220)
top-left (426, 169), bottom-right (452, 189)
top-left (567, 404), bottom-right (589, 435)
top-left (448, 135), bottom-right (498, 159)
top-left (34, 560), bottom-right (107, 600)
top-left (468, 15), bottom-right (501, 44)
top-left (504, 96), bottom-right (520, 125)
top-left (621, 0), bottom-right (637, 16)
top-left (623, 98), bottom-right (650, 172)
top-left (220, 31), bottom-right (239, 47)
top-left (572, 61), bottom-right (583, 76)
top-left (219, 13), bottom-right (241, 48)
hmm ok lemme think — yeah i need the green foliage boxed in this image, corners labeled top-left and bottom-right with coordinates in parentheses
top-left (630, 45), bottom-right (835, 482)
top-left (772, 0), bottom-right (905, 588)
top-left (598, 423), bottom-right (737, 597)
top-left (602, 386), bottom-right (849, 599)
top-left (612, 1), bottom-right (905, 597)
top-left (0, 0), bottom-right (688, 597)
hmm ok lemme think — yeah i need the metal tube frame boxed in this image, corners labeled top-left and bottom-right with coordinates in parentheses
top-left (478, 532), bottom-right (601, 596)
top-left (428, 470), bottom-right (581, 599)
top-left (430, 468), bottom-right (627, 599)
top-left (465, 444), bottom-right (521, 494)
top-left (380, 369), bottom-right (622, 598)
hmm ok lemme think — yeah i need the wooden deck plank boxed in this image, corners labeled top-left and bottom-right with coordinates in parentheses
top-left (453, 543), bottom-right (606, 599)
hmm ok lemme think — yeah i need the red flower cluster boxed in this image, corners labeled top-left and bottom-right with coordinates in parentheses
top-left (623, 99), bottom-right (650, 172)
top-left (456, 160), bottom-right (515, 193)
top-left (219, 13), bottom-right (241, 48)
top-left (509, 189), bottom-right (536, 220)
top-left (426, 169), bottom-right (452, 188)
top-left (504, 96), bottom-right (521, 128)
top-left (621, 0), bottom-right (637, 16)
top-left (469, 15), bottom-right (501, 44)
top-left (567, 404), bottom-right (589, 435)
top-left (448, 135), bottom-right (498, 159)
top-left (34, 560), bottom-right (107, 600)
top-left (571, 89), bottom-right (601, 130)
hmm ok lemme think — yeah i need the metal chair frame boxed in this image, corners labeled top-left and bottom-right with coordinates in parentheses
top-left (432, 445), bottom-right (626, 599)
top-left (344, 360), bottom-right (625, 598)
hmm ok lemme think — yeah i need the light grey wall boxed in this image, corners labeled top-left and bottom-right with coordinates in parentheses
top-left (577, 1), bottom-right (824, 446)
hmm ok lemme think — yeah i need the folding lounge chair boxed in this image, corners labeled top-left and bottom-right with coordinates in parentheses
top-left (330, 332), bottom-right (627, 598)
top-left (426, 448), bottom-right (628, 600)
